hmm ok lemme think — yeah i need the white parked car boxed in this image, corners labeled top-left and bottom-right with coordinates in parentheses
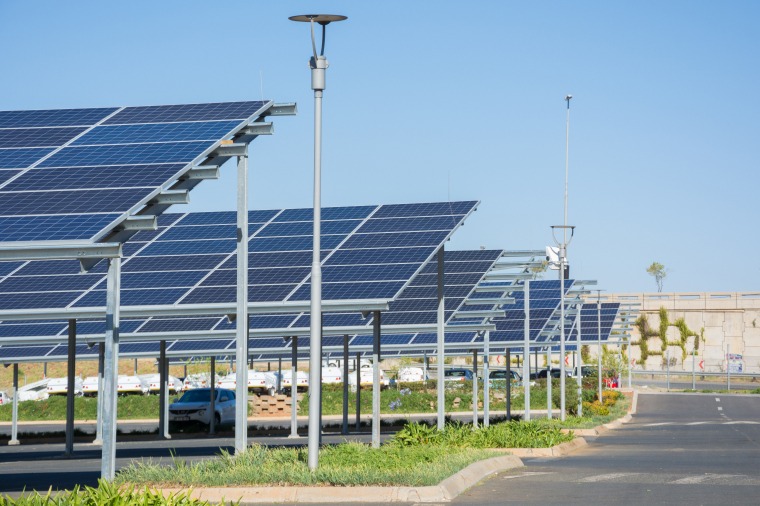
top-left (140, 374), bottom-right (182, 394)
top-left (46, 376), bottom-right (83, 396)
top-left (82, 376), bottom-right (100, 396)
top-left (183, 373), bottom-right (213, 391)
top-left (216, 371), bottom-right (268, 394)
top-left (397, 367), bottom-right (427, 383)
top-left (266, 370), bottom-right (309, 395)
top-left (117, 375), bottom-right (149, 395)
top-left (18, 379), bottom-right (49, 402)
top-left (347, 368), bottom-right (389, 388)
top-left (321, 366), bottom-right (342, 385)
top-left (169, 387), bottom-right (236, 427)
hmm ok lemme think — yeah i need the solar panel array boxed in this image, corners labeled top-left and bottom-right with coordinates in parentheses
top-left (0, 201), bottom-right (476, 314)
top-left (565, 303), bottom-right (622, 343)
top-left (0, 247), bottom-right (505, 361)
top-left (0, 101), bottom-right (271, 242)
top-left (488, 279), bottom-right (575, 344)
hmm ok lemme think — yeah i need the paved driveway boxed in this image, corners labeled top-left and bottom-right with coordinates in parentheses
top-left (456, 392), bottom-right (760, 505)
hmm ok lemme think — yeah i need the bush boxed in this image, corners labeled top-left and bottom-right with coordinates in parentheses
top-left (390, 420), bottom-right (573, 449)
top-left (582, 401), bottom-right (610, 416)
top-left (0, 479), bottom-right (221, 505)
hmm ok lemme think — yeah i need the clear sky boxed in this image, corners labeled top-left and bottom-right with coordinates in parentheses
top-left (1, 1), bottom-right (757, 294)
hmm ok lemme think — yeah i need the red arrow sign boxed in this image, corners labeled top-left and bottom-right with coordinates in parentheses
top-left (699, 360), bottom-right (704, 370)
top-left (631, 358), bottom-right (636, 366)
top-left (564, 355), bottom-right (570, 366)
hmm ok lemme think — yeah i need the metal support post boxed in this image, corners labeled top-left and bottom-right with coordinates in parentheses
top-left (576, 307), bottom-right (582, 417)
top-left (210, 356), bottom-right (216, 435)
top-left (727, 344), bottom-right (731, 392)
top-left (692, 348), bottom-right (696, 391)
top-left (101, 256), bottom-right (121, 481)
top-left (234, 148), bottom-right (249, 454)
top-left (289, 337), bottom-right (299, 438)
top-left (64, 319), bottom-right (76, 456)
top-left (597, 295), bottom-right (602, 402)
top-left (483, 331), bottom-right (490, 427)
top-left (159, 340), bottom-right (169, 439)
top-left (666, 348), bottom-right (671, 391)
top-left (277, 357), bottom-right (282, 394)
top-left (559, 266), bottom-right (566, 421)
top-left (472, 349), bottom-right (478, 428)
top-left (94, 343), bottom-right (104, 444)
top-left (371, 311), bottom-right (381, 448)
top-left (342, 334), bottom-right (349, 435)
top-left (436, 247), bottom-right (445, 430)
top-left (522, 280), bottom-right (531, 421)
top-left (547, 348), bottom-right (552, 419)
top-left (305, 40), bottom-right (329, 472)
top-left (505, 348), bottom-right (511, 420)
top-left (355, 354), bottom-right (361, 430)
top-left (9, 364), bottom-right (19, 445)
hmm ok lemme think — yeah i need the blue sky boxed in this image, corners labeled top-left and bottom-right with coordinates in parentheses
top-left (1, 1), bottom-right (757, 294)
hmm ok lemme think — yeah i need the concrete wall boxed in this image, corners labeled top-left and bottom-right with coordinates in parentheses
top-left (600, 292), bottom-right (760, 373)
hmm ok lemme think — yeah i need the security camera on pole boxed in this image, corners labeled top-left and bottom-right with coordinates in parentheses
top-left (550, 94), bottom-right (575, 421)
top-left (289, 13), bottom-right (347, 471)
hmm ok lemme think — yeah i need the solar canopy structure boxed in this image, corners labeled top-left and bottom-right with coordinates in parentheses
top-left (0, 245), bottom-right (506, 361)
top-left (0, 101), bottom-right (280, 245)
top-left (0, 201), bottom-right (478, 319)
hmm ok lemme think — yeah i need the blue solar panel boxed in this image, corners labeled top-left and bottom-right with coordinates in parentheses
top-left (103, 101), bottom-right (267, 125)
top-left (0, 100), bottom-right (272, 242)
top-left (2, 164), bottom-right (187, 191)
top-left (0, 148), bottom-right (55, 168)
top-left (72, 120), bottom-right (241, 145)
top-left (0, 127), bottom-right (87, 148)
top-left (0, 107), bottom-right (118, 128)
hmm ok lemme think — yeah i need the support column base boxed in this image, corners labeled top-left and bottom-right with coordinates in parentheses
top-left (287, 433), bottom-right (302, 439)
top-left (8, 440), bottom-right (20, 446)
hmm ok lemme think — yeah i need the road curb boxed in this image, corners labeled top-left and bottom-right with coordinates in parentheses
top-left (161, 454), bottom-right (524, 504)
top-left (506, 437), bottom-right (588, 457)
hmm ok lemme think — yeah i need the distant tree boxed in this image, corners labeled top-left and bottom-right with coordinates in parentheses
top-left (646, 262), bottom-right (667, 292)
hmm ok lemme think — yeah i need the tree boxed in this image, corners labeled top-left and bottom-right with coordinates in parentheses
top-left (646, 262), bottom-right (667, 292)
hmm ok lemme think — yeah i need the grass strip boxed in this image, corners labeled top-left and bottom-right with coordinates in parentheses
top-left (116, 443), bottom-right (497, 487)
top-left (118, 419), bottom-right (571, 488)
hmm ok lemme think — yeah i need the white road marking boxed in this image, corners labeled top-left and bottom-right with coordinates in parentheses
top-left (579, 473), bottom-right (640, 483)
top-left (686, 421), bottom-right (710, 425)
top-left (670, 474), bottom-right (742, 484)
top-left (717, 407), bottom-right (723, 411)
top-left (643, 422), bottom-right (673, 426)
top-left (724, 421), bottom-right (760, 425)
top-left (500, 471), bottom-right (554, 480)
top-left (715, 398), bottom-right (720, 402)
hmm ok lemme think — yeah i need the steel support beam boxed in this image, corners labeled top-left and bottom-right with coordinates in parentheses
top-left (483, 331), bottom-right (490, 428)
top-left (209, 356), bottom-right (216, 435)
top-left (342, 334), bottom-right (349, 435)
top-left (371, 311), bottom-right (381, 448)
top-left (64, 319), bottom-right (76, 456)
top-left (522, 280), bottom-right (531, 421)
top-left (289, 337), bottom-right (299, 438)
top-left (234, 149), bottom-right (249, 454)
top-left (436, 247), bottom-right (445, 430)
top-left (101, 256), bottom-right (121, 481)
top-left (9, 364), bottom-right (19, 446)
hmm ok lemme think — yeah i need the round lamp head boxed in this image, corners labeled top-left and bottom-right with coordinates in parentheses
top-left (289, 14), bottom-right (347, 25)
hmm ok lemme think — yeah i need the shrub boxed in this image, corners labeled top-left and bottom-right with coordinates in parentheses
top-left (582, 401), bottom-right (610, 416)
top-left (0, 479), bottom-right (222, 505)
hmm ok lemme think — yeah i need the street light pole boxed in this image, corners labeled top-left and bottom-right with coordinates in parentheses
top-left (289, 13), bottom-right (347, 472)
top-left (596, 289), bottom-right (605, 402)
top-left (550, 94), bottom-right (574, 421)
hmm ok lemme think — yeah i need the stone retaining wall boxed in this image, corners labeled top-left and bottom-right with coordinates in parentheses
top-left (601, 292), bottom-right (760, 373)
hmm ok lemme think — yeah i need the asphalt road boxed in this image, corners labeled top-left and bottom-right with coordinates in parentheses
top-left (456, 392), bottom-right (760, 505)
top-left (2, 392), bottom-right (760, 505)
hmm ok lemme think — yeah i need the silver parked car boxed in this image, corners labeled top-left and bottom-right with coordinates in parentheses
top-left (168, 388), bottom-right (235, 427)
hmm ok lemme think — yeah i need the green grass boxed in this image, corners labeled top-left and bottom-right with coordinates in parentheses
top-left (0, 479), bottom-right (226, 505)
top-left (116, 442), bottom-right (498, 487)
top-left (117, 418), bottom-right (574, 488)
top-left (0, 395), bottom-right (160, 422)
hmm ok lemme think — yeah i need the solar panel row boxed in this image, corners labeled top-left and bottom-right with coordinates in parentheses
top-left (0, 101), bottom-right (271, 242)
